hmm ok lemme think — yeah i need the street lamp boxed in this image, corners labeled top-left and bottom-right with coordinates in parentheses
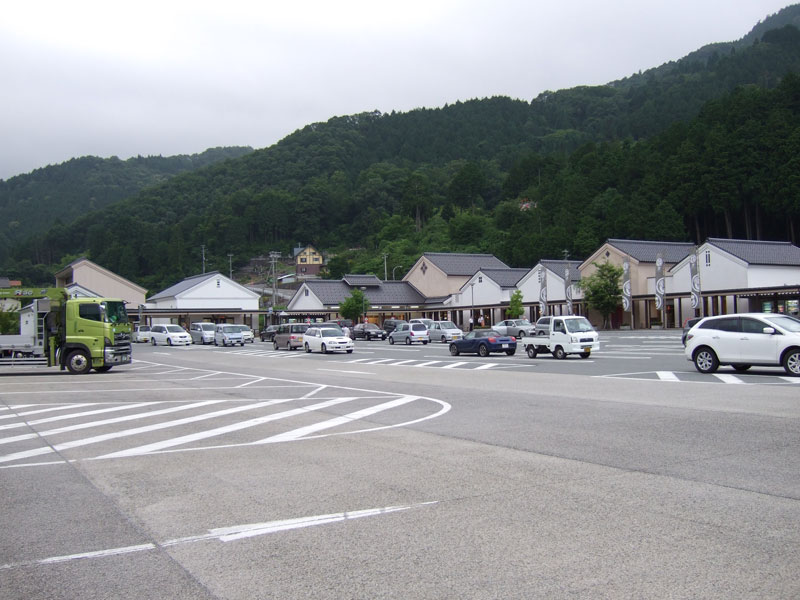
top-left (392, 265), bottom-right (403, 280)
top-left (469, 282), bottom-right (475, 330)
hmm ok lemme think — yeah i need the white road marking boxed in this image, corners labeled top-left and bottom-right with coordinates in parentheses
top-left (779, 376), bottom-right (800, 383)
top-left (441, 362), bottom-right (468, 369)
top-left (257, 395), bottom-right (421, 443)
top-left (714, 374), bottom-right (745, 384)
top-left (656, 371), bottom-right (680, 381)
top-left (317, 369), bottom-right (374, 375)
top-left (0, 502), bottom-right (436, 570)
top-left (0, 403), bottom-right (97, 421)
top-left (0, 401), bottom-right (162, 433)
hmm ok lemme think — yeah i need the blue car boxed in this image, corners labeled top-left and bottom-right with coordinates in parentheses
top-left (449, 329), bottom-right (517, 357)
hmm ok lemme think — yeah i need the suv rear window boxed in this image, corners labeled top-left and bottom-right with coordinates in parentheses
top-left (699, 317), bottom-right (739, 332)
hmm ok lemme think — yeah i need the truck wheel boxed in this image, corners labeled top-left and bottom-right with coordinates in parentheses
top-left (579, 352), bottom-right (591, 359)
top-left (526, 346), bottom-right (537, 359)
top-left (66, 350), bottom-right (91, 374)
top-left (553, 346), bottom-right (566, 360)
top-left (95, 366), bottom-right (112, 373)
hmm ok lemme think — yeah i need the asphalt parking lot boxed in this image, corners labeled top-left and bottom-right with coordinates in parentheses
top-left (2, 331), bottom-right (799, 598)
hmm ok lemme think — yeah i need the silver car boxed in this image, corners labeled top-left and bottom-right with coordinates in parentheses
top-left (388, 322), bottom-right (430, 345)
top-left (214, 324), bottom-right (245, 347)
top-left (429, 320), bottom-right (463, 343)
top-left (189, 322), bottom-right (215, 344)
top-left (493, 319), bottom-right (536, 338)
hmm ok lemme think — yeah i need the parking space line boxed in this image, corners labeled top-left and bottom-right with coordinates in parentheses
top-left (714, 374), bottom-right (745, 384)
top-left (779, 376), bottom-right (800, 383)
top-left (656, 371), bottom-right (680, 381)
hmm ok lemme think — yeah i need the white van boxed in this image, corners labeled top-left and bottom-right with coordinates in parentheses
top-left (189, 322), bottom-right (216, 344)
top-left (214, 324), bottom-right (245, 347)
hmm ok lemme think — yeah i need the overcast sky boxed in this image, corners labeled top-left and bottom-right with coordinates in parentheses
top-left (0, 0), bottom-right (793, 180)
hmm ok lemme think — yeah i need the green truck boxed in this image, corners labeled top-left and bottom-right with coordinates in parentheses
top-left (0, 287), bottom-right (132, 374)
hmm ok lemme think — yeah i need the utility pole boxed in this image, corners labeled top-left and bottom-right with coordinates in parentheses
top-left (201, 245), bottom-right (206, 274)
top-left (269, 251), bottom-right (281, 310)
top-left (382, 253), bottom-right (388, 281)
top-left (228, 253), bottom-right (233, 279)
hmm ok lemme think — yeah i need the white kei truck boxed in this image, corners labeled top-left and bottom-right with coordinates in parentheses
top-left (518, 315), bottom-right (599, 360)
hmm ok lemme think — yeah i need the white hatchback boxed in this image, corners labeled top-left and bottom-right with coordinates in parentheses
top-left (303, 327), bottom-right (354, 354)
top-left (684, 313), bottom-right (800, 376)
top-left (150, 324), bottom-right (192, 346)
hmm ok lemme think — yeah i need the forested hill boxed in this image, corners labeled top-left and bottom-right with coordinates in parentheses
top-left (6, 8), bottom-right (800, 292)
top-left (0, 146), bottom-right (253, 261)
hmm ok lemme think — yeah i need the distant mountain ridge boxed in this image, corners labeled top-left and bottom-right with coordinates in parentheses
top-left (0, 146), bottom-right (253, 263)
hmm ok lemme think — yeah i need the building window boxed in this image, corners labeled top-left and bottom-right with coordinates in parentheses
top-left (301, 257), bottom-right (307, 263)
top-left (304, 288), bottom-right (309, 296)
top-left (216, 279), bottom-right (221, 288)
top-left (478, 276), bottom-right (483, 283)
top-left (705, 250), bottom-right (711, 267)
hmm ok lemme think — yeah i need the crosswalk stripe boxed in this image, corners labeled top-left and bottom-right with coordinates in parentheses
top-left (441, 362), bottom-right (467, 369)
top-left (713, 374), bottom-right (745, 384)
top-left (656, 371), bottom-right (680, 381)
top-left (0, 403), bottom-right (97, 421)
top-left (779, 376), bottom-right (800, 383)
top-left (98, 397), bottom-right (359, 458)
top-left (413, 361), bottom-right (441, 368)
top-left (256, 396), bottom-right (419, 443)
top-left (0, 401), bottom-right (162, 433)
top-left (475, 363), bottom-right (500, 370)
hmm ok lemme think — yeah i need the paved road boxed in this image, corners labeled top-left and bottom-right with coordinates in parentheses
top-left (1, 334), bottom-right (798, 598)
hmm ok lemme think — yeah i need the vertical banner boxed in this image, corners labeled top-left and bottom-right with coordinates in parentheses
top-left (689, 249), bottom-right (701, 315)
top-left (621, 260), bottom-right (631, 314)
top-left (539, 268), bottom-right (547, 316)
top-left (564, 267), bottom-right (573, 315)
top-left (655, 252), bottom-right (665, 323)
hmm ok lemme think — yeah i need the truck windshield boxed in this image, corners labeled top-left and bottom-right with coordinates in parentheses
top-left (564, 317), bottom-right (594, 333)
top-left (101, 301), bottom-right (129, 324)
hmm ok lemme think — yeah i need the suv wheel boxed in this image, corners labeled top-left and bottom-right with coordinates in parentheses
top-left (783, 349), bottom-right (800, 376)
top-left (693, 346), bottom-right (719, 373)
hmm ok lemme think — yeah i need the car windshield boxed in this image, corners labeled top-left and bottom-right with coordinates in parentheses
top-left (222, 326), bottom-right (238, 333)
top-left (764, 315), bottom-right (800, 332)
top-left (200, 323), bottom-right (215, 330)
top-left (564, 317), bottom-right (594, 333)
top-left (138, 326), bottom-right (150, 332)
top-left (166, 325), bottom-right (184, 333)
top-left (439, 321), bottom-right (457, 329)
top-left (101, 301), bottom-right (129, 324)
top-left (365, 324), bottom-right (379, 330)
top-left (321, 329), bottom-right (341, 337)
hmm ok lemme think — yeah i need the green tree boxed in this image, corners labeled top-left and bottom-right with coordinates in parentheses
top-left (506, 289), bottom-right (524, 319)
top-left (577, 261), bottom-right (623, 329)
top-left (339, 288), bottom-right (367, 322)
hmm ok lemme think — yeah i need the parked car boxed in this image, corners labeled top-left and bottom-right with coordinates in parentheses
top-left (681, 317), bottom-right (702, 346)
top-left (321, 321), bottom-right (351, 338)
top-left (324, 318), bottom-right (353, 330)
top-left (260, 324), bottom-right (279, 342)
top-left (233, 324), bottom-right (254, 343)
top-left (684, 313), bottom-right (800, 376)
top-left (189, 322), bottom-right (216, 345)
top-left (133, 325), bottom-right (152, 343)
top-left (428, 321), bottom-right (463, 343)
top-left (214, 324), bottom-right (245, 346)
top-left (303, 327), bottom-right (354, 354)
top-left (493, 319), bottom-right (536, 338)
top-left (382, 319), bottom-right (407, 334)
top-left (273, 323), bottom-right (309, 351)
top-left (150, 324), bottom-right (192, 346)
top-left (534, 316), bottom-right (552, 337)
top-left (409, 318), bottom-right (434, 329)
top-left (388, 322), bottom-right (430, 345)
top-left (352, 322), bottom-right (387, 340)
top-left (449, 329), bottom-right (517, 357)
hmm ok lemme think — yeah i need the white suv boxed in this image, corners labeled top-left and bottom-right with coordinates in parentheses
top-left (684, 313), bottom-right (800, 376)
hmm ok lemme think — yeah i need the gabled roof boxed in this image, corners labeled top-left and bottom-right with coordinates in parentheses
top-left (148, 271), bottom-right (257, 302)
top-left (540, 260), bottom-right (582, 283)
top-left (343, 274), bottom-right (382, 287)
top-left (479, 268), bottom-right (529, 288)
top-left (707, 238), bottom-right (800, 266)
top-left (422, 252), bottom-right (509, 276)
top-left (303, 279), bottom-right (426, 305)
top-left (606, 239), bottom-right (695, 263)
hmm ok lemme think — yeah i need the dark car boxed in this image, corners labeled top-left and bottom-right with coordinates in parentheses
top-left (260, 324), bottom-right (279, 342)
top-left (449, 329), bottom-right (517, 357)
top-left (353, 322), bottom-right (387, 340)
top-left (681, 317), bottom-right (702, 346)
top-left (382, 319), bottom-right (407, 334)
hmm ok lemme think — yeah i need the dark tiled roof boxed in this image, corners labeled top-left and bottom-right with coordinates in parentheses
top-left (480, 268), bottom-right (529, 288)
top-left (606, 239), bottom-right (695, 263)
top-left (304, 280), bottom-right (426, 305)
top-left (540, 260), bottom-right (582, 283)
top-left (422, 252), bottom-right (509, 276)
top-left (148, 272), bottom-right (223, 301)
top-left (708, 238), bottom-right (800, 266)
top-left (343, 274), bottom-right (382, 287)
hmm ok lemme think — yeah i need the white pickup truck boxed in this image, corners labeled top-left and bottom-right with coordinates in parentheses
top-left (519, 315), bottom-right (599, 359)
